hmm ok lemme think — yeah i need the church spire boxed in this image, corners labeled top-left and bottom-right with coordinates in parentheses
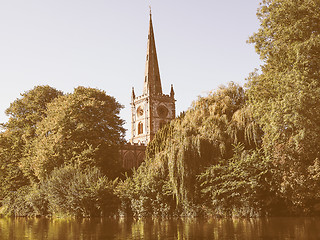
top-left (130, 9), bottom-right (176, 145)
top-left (143, 11), bottom-right (162, 95)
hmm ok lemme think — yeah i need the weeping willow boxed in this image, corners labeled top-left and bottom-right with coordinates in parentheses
top-left (116, 82), bottom-right (264, 217)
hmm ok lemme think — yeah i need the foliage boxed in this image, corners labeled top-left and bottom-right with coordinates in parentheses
top-left (119, 83), bottom-right (262, 216)
top-left (0, 85), bottom-right (125, 217)
top-left (26, 86), bottom-right (125, 180)
top-left (246, 0), bottom-right (320, 212)
top-left (199, 144), bottom-right (276, 217)
top-left (0, 86), bottom-right (62, 196)
top-left (44, 164), bottom-right (119, 217)
top-left (145, 123), bottom-right (174, 160)
top-left (2, 0), bottom-right (320, 217)
top-left (165, 83), bottom-right (260, 214)
top-left (116, 124), bottom-right (177, 217)
top-left (2, 85), bottom-right (64, 139)
top-left (0, 132), bottom-right (29, 199)
top-left (1, 183), bottom-right (48, 217)
top-left (1, 165), bottom-right (119, 217)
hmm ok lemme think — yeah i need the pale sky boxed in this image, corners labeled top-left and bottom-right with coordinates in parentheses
top-left (0, 0), bottom-right (262, 139)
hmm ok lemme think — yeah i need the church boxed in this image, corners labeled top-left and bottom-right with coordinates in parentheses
top-left (119, 12), bottom-right (176, 169)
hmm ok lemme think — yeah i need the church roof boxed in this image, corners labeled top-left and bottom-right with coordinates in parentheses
top-left (143, 12), bottom-right (163, 96)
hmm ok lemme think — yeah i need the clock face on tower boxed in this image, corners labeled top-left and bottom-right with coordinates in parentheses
top-left (137, 106), bottom-right (144, 117)
top-left (157, 105), bottom-right (168, 118)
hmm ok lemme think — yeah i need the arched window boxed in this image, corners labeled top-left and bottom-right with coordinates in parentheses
top-left (138, 122), bottom-right (143, 135)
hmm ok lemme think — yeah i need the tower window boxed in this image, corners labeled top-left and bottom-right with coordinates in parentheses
top-left (138, 122), bottom-right (143, 135)
top-left (137, 106), bottom-right (144, 117)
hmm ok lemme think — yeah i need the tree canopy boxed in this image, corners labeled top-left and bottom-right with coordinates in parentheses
top-left (117, 83), bottom-right (264, 217)
top-left (0, 86), bottom-right (63, 196)
top-left (1, 0), bottom-right (320, 217)
top-left (29, 86), bottom-right (125, 179)
top-left (0, 85), bottom-right (125, 217)
top-left (0, 86), bottom-right (125, 191)
top-left (116, 0), bottom-right (320, 217)
top-left (246, 0), bottom-right (320, 210)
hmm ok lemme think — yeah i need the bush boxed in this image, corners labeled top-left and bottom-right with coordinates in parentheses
top-left (1, 183), bottom-right (48, 217)
top-left (44, 164), bottom-right (119, 217)
top-left (199, 144), bottom-right (276, 217)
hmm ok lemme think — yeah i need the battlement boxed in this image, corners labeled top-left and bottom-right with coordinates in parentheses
top-left (133, 92), bottom-right (172, 102)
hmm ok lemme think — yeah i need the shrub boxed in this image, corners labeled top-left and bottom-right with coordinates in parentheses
top-left (44, 164), bottom-right (119, 217)
top-left (1, 183), bottom-right (48, 217)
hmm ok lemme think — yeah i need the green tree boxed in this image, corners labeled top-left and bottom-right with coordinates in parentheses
top-left (199, 144), bottom-right (276, 217)
top-left (165, 83), bottom-right (260, 214)
top-left (1, 182), bottom-right (48, 217)
top-left (3, 85), bottom-right (63, 140)
top-left (119, 83), bottom-right (262, 216)
top-left (1, 164), bottom-right (119, 217)
top-left (44, 164), bottom-right (119, 217)
top-left (29, 86), bottom-right (125, 180)
top-left (0, 86), bottom-right (63, 196)
top-left (0, 132), bottom-right (29, 198)
top-left (247, 0), bottom-right (320, 212)
top-left (116, 124), bottom-right (177, 217)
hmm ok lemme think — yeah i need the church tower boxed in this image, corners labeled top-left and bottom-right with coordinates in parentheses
top-left (131, 12), bottom-right (176, 145)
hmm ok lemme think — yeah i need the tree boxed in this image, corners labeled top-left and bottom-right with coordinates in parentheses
top-left (0, 86), bottom-right (63, 195)
top-left (246, 0), bottom-right (320, 212)
top-left (165, 83), bottom-right (260, 214)
top-left (44, 164), bottom-right (119, 217)
top-left (29, 86), bottom-right (125, 180)
top-left (3, 85), bottom-right (63, 140)
top-left (0, 131), bottom-right (29, 198)
top-left (199, 144), bottom-right (275, 217)
top-left (119, 83), bottom-right (262, 216)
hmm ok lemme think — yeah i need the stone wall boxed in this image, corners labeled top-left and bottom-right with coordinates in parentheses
top-left (119, 144), bottom-right (146, 170)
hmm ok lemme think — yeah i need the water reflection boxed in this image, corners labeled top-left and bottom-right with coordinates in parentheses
top-left (0, 217), bottom-right (320, 239)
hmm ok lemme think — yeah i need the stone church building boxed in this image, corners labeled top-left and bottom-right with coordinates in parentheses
top-left (120, 12), bottom-right (176, 169)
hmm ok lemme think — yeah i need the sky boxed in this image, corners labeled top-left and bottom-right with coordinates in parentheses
top-left (0, 0), bottom-right (262, 139)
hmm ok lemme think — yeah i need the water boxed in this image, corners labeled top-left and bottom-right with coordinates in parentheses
top-left (0, 217), bottom-right (320, 240)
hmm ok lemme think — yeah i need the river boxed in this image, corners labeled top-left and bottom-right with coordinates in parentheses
top-left (0, 217), bottom-right (320, 239)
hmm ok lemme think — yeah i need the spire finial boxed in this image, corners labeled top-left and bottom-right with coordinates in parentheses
top-left (149, 5), bottom-right (152, 16)
top-left (132, 87), bottom-right (135, 100)
top-left (170, 84), bottom-right (175, 98)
